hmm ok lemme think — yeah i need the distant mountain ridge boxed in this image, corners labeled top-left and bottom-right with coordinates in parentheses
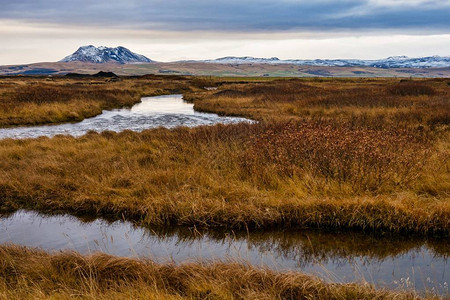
top-left (204, 55), bottom-right (450, 68)
top-left (60, 45), bottom-right (152, 64)
top-left (59, 46), bottom-right (449, 68)
top-left (3, 47), bottom-right (449, 77)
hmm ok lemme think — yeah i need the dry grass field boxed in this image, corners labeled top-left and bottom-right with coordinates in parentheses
top-left (0, 76), bottom-right (448, 234)
top-left (0, 76), bottom-right (448, 299)
top-left (0, 121), bottom-right (448, 234)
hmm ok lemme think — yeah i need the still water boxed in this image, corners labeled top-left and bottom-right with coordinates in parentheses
top-left (0, 94), bottom-right (251, 139)
top-left (0, 210), bottom-right (448, 295)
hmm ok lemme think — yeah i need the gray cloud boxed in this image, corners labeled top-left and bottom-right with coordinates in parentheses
top-left (0, 0), bottom-right (449, 32)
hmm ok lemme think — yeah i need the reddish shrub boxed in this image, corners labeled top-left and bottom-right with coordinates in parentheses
top-left (242, 121), bottom-right (430, 192)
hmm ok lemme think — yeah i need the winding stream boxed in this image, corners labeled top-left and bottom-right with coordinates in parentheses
top-left (0, 94), bottom-right (251, 139)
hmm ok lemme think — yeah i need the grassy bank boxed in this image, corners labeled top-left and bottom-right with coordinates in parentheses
top-left (0, 77), bottom-right (448, 235)
top-left (0, 245), bottom-right (433, 300)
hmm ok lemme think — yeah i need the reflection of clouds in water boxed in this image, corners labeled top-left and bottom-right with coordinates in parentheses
top-left (0, 210), bottom-right (448, 294)
top-left (0, 94), bottom-right (252, 140)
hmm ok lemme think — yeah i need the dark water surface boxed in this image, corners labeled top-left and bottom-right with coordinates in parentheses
top-left (0, 210), bottom-right (448, 295)
top-left (0, 94), bottom-right (251, 139)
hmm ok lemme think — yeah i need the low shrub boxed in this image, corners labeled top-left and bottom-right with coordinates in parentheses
top-left (242, 121), bottom-right (431, 192)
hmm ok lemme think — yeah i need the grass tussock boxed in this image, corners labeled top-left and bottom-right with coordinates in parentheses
top-left (0, 245), bottom-right (432, 300)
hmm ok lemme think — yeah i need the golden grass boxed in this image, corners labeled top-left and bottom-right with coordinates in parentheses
top-left (191, 78), bottom-right (449, 127)
top-left (0, 245), bottom-right (433, 300)
top-left (0, 77), bottom-right (448, 235)
top-left (0, 122), bottom-right (448, 234)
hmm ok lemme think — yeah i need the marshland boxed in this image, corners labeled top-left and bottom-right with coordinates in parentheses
top-left (0, 75), bottom-right (448, 299)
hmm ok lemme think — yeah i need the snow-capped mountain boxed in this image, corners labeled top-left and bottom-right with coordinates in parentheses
top-left (205, 55), bottom-right (450, 68)
top-left (210, 56), bottom-right (281, 64)
top-left (367, 56), bottom-right (450, 68)
top-left (60, 46), bottom-right (152, 64)
top-left (59, 47), bottom-right (449, 68)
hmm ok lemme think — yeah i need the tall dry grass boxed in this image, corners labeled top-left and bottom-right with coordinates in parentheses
top-left (0, 121), bottom-right (447, 234)
top-left (192, 78), bottom-right (449, 128)
top-left (388, 81), bottom-right (437, 96)
top-left (0, 245), bottom-right (432, 300)
top-left (242, 120), bottom-right (431, 193)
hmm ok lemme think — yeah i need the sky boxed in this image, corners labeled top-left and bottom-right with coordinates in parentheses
top-left (0, 0), bottom-right (449, 65)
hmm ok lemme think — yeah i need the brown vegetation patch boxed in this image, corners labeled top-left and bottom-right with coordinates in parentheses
top-left (389, 81), bottom-right (437, 96)
top-left (242, 121), bottom-right (430, 192)
top-left (0, 121), bottom-right (447, 235)
top-left (194, 78), bottom-right (449, 127)
top-left (13, 84), bottom-right (133, 105)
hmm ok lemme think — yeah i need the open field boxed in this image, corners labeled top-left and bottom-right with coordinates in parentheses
top-left (1, 61), bottom-right (450, 77)
top-left (0, 76), bottom-right (448, 235)
top-left (191, 77), bottom-right (450, 124)
top-left (0, 245), bottom-right (436, 300)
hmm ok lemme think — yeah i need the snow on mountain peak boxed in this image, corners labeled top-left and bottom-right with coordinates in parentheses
top-left (205, 55), bottom-right (450, 68)
top-left (60, 46), bottom-right (153, 64)
top-left (386, 56), bottom-right (409, 60)
top-left (210, 56), bottom-right (281, 63)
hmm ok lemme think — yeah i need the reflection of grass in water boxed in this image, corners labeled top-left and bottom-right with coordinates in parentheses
top-left (3, 209), bottom-right (448, 266)
top-left (145, 225), bottom-right (449, 266)
top-left (138, 227), bottom-right (448, 296)
top-left (137, 227), bottom-right (450, 296)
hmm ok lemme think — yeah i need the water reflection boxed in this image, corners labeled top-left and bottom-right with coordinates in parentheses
top-left (0, 210), bottom-right (448, 294)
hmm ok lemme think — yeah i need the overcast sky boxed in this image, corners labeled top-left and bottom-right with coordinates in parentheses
top-left (0, 0), bottom-right (449, 65)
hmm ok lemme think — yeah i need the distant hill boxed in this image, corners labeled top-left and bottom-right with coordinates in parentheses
top-left (65, 71), bottom-right (119, 78)
top-left (60, 45), bottom-right (153, 64)
top-left (1, 61), bottom-right (449, 77)
top-left (204, 55), bottom-right (450, 69)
